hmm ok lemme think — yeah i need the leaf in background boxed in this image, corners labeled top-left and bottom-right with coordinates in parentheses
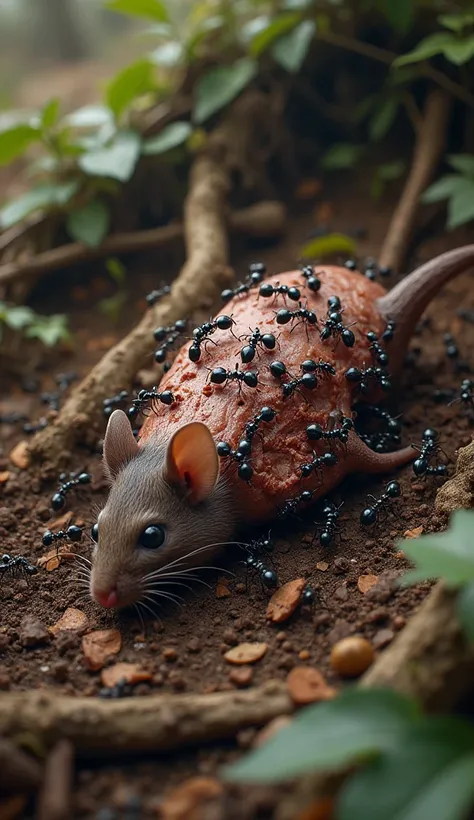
top-left (193, 58), bottom-right (257, 124)
top-left (105, 257), bottom-right (126, 285)
top-left (438, 13), bottom-right (474, 33)
top-left (1, 305), bottom-right (35, 330)
top-left (240, 15), bottom-right (270, 46)
top-left (106, 59), bottom-right (155, 120)
top-left (447, 185), bottom-right (474, 230)
top-left (0, 124), bottom-right (40, 166)
top-left (282, 0), bottom-right (313, 8)
top-left (300, 233), bottom-right (357, 259)
top-left (442, 37), bottom-right (474, 66)
top-left (320, 143), bottom-right (364, 171)
top-left (79, 131), bottom-right (141, 182)
top-left (99, 291), bottom-right (128, 324)
top-left (0, 180), bottom-right (79, 229)
top-left (142, 121), bottom-right (192, 155)
top-left (448, 154), bottom-right (474, 177)
top-left (393, 32), bottom-right (454, 67)
top-left (421, 175), bottom-right (472, 204)
top-left (25, 314), bottom-right (70, 346)
top-left (384, 0), bottom-right (414, 34)
top-left (41, 98), bottom-right (60, 130)
top-left (66, 200), bottom-right (111, 248)
top-left (338, 718), bottom-right (474, 820)
top-left (457, 583), bottom-right (474, 642)
top-left (249, 12), bottom-right (301, 56)
top-left (106, 0), bottom-right (169, 23)
top-left (371, 159), bottom-right (406, 200)
top-left (64, 105), bottom-right (114, 130)
top-left (400, 509), bottom-right (474, 586)
top-left (150, 41), bottom-right (183, 67)
top-left (223, 689), bottom-right (419, 783)
top-left (369, 97), bottom-right (400, 142)
top-left (272, 19), bottom-right (316, 73)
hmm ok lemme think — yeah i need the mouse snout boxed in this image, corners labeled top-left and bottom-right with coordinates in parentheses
top-left (92, 586), bottom-right (118, 608)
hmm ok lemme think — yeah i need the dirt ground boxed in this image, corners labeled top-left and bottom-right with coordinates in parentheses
top-left (0, 178), bottom-right (473, 819)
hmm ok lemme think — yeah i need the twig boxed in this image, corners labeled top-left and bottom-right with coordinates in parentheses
top-left (379, 89), bottom-right (451, 272)
top-left (0, 682), bottom-right (292, 755)
top-left (36, 740), bottom-right (74, 820)
top-left (0, 201), bottom-right (286, 289)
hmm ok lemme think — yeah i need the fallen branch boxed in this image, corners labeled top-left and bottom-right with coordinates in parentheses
top-left (0, 682), bottom-right (292, 755)
top-left (379, 89), bottom-right (451, 272)
top-left (0, 201), bottom-right (286, 289)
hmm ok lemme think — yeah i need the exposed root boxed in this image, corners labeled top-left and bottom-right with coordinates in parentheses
top-left (435, 437), bottom-right (474, 515)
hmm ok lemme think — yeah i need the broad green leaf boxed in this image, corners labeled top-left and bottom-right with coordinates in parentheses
top-left (443, 37), bottom-right (474, 66)
top-left (401, 510), bottom-right (474, 586)
top-left (249, 12), bottom-right (301, 56)
top-left (65, 105), bottom-right (114, 130)
top-left (282, 0), bottom-right (313, 8)
top-left (421, 175), bottom-right (473, 204)
top-left (1, 305), bottom-right (34, 330)
top-left (393, 32), bottom-right (454, 67)
top-left (240, 15), bottom-right (270, 46)
top-left (448, 154), bottom-right (474, 177)
top-left (106, 60), bottom-right (154, 120)
top-left (66, 200), bottom-right (110, 248)
top-left (272, 19), bottom-right (316, 73)
top-left (385, 0), bottom-right (414, 34)
top-left (25, 314), bottom-right (70, 346)
top-left (457, 583), bottom-right (474, 642)
top-left (320, 143), bottom-right (364, 171)
top-left (193, 58), bottom-right (257, 124)
top-left (223, 689), bottom-right (419, 783)
top-left (448, 185), bottom-right (474, 230)
top-left (0, 124), bottom-right (40, 166)
top-left (79, 131), bottom-right (141, 182)
top-left (150, 41), bottom-right (183, 67)
top-left (438, 13), bottom-right (474, 33)
top-left (41, 98), bottom-right (60, 130)
top-left (369, 97), bottom-right (399, 142)
top-left (300, 233), bottom-right (357, 259)
top-left (339, 718), bottom-right (474, 820)
top-left (142, 121), bottom-right (192, 155)
top-left (0, 180), bottom-right (79, 229)
top-left (106, 0), bottom-right (168, 23)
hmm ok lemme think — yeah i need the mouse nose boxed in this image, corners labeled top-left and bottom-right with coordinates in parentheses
top-left (93, 587), bottom-right (118, 608)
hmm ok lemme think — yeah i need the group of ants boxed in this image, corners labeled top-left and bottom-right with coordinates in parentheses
top-left (1, 260), bottom-right (473, 607)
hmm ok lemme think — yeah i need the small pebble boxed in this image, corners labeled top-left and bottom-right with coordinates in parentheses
top-left (224, 642), bottom-right (268, 665)
top-left (162, 647), bottom-right (178, 662)
top-left (366, 607), bottom-right (389, 623)
top-left (334, 557), bottom-right (349, 574)
top-left (20, 615), bottom-right (50, 648)
top-left (373, 628), bottom-right (395, 649)
top-left (334, 585), bottom-right (348, 601)
top-left (186, 637), bottom-right (201, 653)
top-left (228, 666), bottom-right (253, 687)
top-left (393, 615), bottom-right (406, 630)
top-left (330, 636), bottom-right (374, 678)
top-left (275, 631), bottom-right (287, 642)
top-left (287, 666), bottom-right (336, 705)
top-left (222, 629), bottom-right (239, 646)
top-left (298, 649), bottom-right (310, 661)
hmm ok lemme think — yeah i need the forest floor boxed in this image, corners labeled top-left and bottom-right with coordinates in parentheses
top-left (0, 174), bottom-right (473, 819)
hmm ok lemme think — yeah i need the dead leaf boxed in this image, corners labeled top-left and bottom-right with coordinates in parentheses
top-left (403, 526), bottom-right (424, 539)
top-left (100, 662), bottom-right (152, 688)
top-left (9, 441), bottom-right (30, 470)
top-left (81, 629), bottom-right (122, 671)
top-left (224, 642), bottom-right (268, 665)
top-left (295, 178), bottom-right (322, 200)
top-left (287, 666), bottom-right (336, 706)
top-left (216, 576), bottom-right (231, 598)
top-left (49, 608), bottom-right (89, 636)
top-left (266, 578), bottom-right (306, 623)
top-left (37, 545), bottom-right (73, 572)
top-left (159, 777), bottom-right (223, 820)
top-left (316, 561), bottom-right (329, 572)
top-left (357, 574), bottom-right (378, 594)
top-left (47, 511), bottom-right (73, 532)
top-left (0, 471), bottom-right (10, 484)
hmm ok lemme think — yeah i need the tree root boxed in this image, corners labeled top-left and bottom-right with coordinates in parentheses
top-left (36, 741), bottom-right (74, 820)
top-left (0, 201), bottom-right (286, 289)
top-left (435, 437), bottom-right (474, 515)
top-left (0, 682), bottom-right (292, 755)
top-left (379, 89), bottom-right (451, 272)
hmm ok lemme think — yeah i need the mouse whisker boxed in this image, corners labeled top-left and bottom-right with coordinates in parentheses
top-left (133, 602), bottom-right (147, 632)
top-left (143, 571), bottom-right (213, 590)
top-left (66, 551), bottom-right (92, 565)
top-left (145, 579), bottom-right (196, 595)
top-left (142, 588), bottom-right (185, 608)
top-left (149, 541), bottom-right (244, 575)
top-left (137, 597), bottom-right (165, 621)
top-left (142, 563), bottom-right (235, 584)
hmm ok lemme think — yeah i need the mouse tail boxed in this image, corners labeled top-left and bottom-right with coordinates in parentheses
top-left (348, 433), bottom-right (415, 474)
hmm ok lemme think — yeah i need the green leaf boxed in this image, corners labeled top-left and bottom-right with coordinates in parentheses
top-left (0, 124), bottom-right (40, 166)
top-left (448, 185), bottom-right (474, 230)
top-left (142, 121), bottom-right (192, 155)
top-left (393, 32), bottom-right (454, 67)
top-left (240, 15), bottom-right (270, 46)
top-left (66, 200), bottom-right (110, 248)
top-left (448, 154), bottom-right (474, 177)
top-left (99, 291), bottom-right (128, 324)
top-left (106, 0), bottom-right (168, 23)
top-left (401, 510), bottom-right (474, 586)
top-left (149, 41), bottom-right (183, 67)
top-left (438, 13), bottom-right (474, 33)
top-left (320, 143), bottom-right (364, 171)
top-left (41, 98), bottom-right (60, 130)
top-left (369, 97), bottom-right (400, 142)
top-left (105, 257), bottom-right (126, 285)
top-left (193, 58), bottom-right (257, 124)
top-left (421, 175), bottom-right (473, 204)
top-left (457, 583), bottom-right (474, 642)
top-left (78, 131), bottom-right (141, 182)
top-left (223, 689), bottom-right (419, 783)
top-left (0, 180), bottom-right (79, 229)
top-left (385, 0), bottom-right (414, 34)
top-left (339, 718), bottom-right (474, 820)
top-left (249, 12), bottom-right (301, 56)
top-left (1, 305), bottom-right (34, 330)
top-left (377, 159), bottom-right (406, 181)
top-left (443, 37), bottom-right (474, 66)
top-left (282, 0), bottom-right (313, 8)
top-left (300, 233), bottom-right (357, 259)
top-left (25, 314), bottom-right (70, 346)
top-left (272, 19), bottom-right (316, 73)
top-left (106, 60), bottom-right (154, 120)
top-left (65, 105), bottom-right (114, 130)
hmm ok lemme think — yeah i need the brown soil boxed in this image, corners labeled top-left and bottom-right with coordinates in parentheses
top-left (1, 180), bottom-right (473, 819)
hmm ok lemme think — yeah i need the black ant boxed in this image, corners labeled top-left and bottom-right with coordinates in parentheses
top-left (275, 303), bottom-right (318, 333)
top-left (354, 404), bottom-right (401, 453)
top-left (51, 472), bottom-right (91, 512)
top-left (128, 388), bottom-right (175, 420)
top-left (443, 333), bottom-right (471, 374)
top-left (208, 364), bottom-right (258, 393)
top-left (299, 264), bottom-right (321, 292)
top-left (243, 533), bottom-right (278, 590)
top-left (302, 360), bottom-right (336, 378)
top-left (360, 480), bottom-right (401, 526)
top-left (381, 320), bottom-right (396, 342)
top-left (103, 390), bottom-right (129, 417)
top-left (0, 553), bottom-right (38, 578)
top-left (300, 451), bottom-right (338, 479)
top-left (344, 259), bottom-right (391, 281)
top-left (154, 319), bottom-right (187, 363)
top-left (240, 328), bottom-right (276, 364)
top-left (434, 379), bottom-right (474, 409)
top-left (23, 419), bottom-right (48, 435)
top-left (278, 490), bottom-right (314, 519)
top-left (42, 525), bottom-right (83, 547)
top-left (317, 500), bottom-right (343, 546)
top-left (0, 412), bottom-right (28, 425)
top-left (221, 262), bottom-right (266, 303)
top-left (301, 584), bottom-right (316, 606)
top-left (306, 415), bottom-right (353, 445)
top-left (320, 297), bottom-right (355, 348)
top-left (412, 429), bottom-right (448, 477)
top-left (189, 315), bottom-right (236, 362)
top-left (367, 332), bottom-right (389, 366)
top-left (345, 365), bottom-right (391, 394)
top-left (259, 282), bottom-right (301, 302)
top-left (146, 284), bottom-right (171, 307)
top-left (269, 360), bottom-right (318, 399)
top-left (99, 679), bottom-right (132, 699)
top-left (217, 406), bottom-right (276, 482)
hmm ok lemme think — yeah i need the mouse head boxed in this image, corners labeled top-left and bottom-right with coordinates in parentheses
top-left (90, 410), bottom-right (235, 610)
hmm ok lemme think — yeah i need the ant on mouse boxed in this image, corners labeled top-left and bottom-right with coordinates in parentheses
top-left (300, 451), bottom-right (338, 479)
top-left (103, 390), bottom-right (129, 417)
top-left (221, 262), bottom-right (266, 303)
top-left (259, 282), bottom-right (301, 303)
top-left (412, 428), bottom-right (448, 477)
top-left (243, 533), bottom-right (278, 590)
top-left (306, 414), bottom-right (353, 446)
top-left (275, 303), bottom-right (318, 336)
top-left (299, 264), bottom-right (321, 292)
top-left (367, 332), bottom-right (389, 367)
top-left (317, 500), bottom-right (344, 547)
top-left (217, 406), bottom-right (276, 482)
top-left (381, 320), bottom-right (396, 342)
top-left (239, 327), bottom-right (276, 363)
top-left (360, 480), bottom-right (401, 526)
top-left (0, 553), bottom-right (38, 579)
top-left (301, 359), bottom-right (336, 378)
top-left (278, 489), bottom-right (314, 520)
top-left (269, 360), bottom-right (318, 400)
top-left (127, 388), bottom-right (175, 421)
top-left (188, 315), bottom-right (236, 362)
top-left (154, 318), bottom-right (187, 363)
top-left (146, 284), bottom-right (171, 307)
top-left (345, 364), bottom-right (391, 394)
top-left (51, 472), bottom-right (91, 512)
top-left (208, 364), bottom-right (258, 394)
top-left (42, 525), bottom-right (83, 547)
top-left (320, 296), bottom-right (356, 348)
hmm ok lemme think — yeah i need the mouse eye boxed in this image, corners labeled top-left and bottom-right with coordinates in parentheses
top-left (138, 524), bottom-right (166, 549)
top-left (91, 523), bottom-right (99, 542)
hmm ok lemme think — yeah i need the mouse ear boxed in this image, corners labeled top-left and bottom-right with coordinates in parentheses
top-left (103, 409), bottom-right (139, 480)
top-left (165, 422), bottom-right (220, 504)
